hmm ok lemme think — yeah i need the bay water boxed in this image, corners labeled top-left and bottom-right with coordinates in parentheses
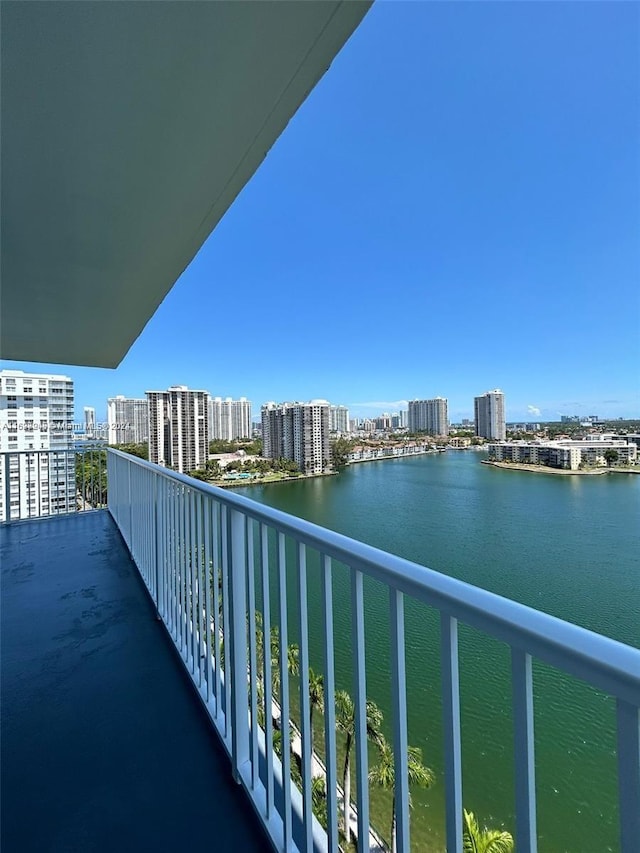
top-left (238, 452), bottom-right (639, 852)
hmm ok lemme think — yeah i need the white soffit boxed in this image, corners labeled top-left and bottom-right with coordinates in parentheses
top-left (0, 1), bottom-right (371, 367)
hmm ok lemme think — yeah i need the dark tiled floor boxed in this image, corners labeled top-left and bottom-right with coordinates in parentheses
top-left (1, 511), bottom-right (269, 853)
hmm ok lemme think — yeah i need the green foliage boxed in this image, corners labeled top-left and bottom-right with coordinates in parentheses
top-left (209, 438), bottom-right (262, 455)
top-left (193, 454), bottom-right (299, 482)
top-left (330, 437), bottom-right (356, 470)
top-left (75, 449), bottom-right (108, 507)
top-left (369, 739), bottom-right (435, 852)
top-left (463, 809), bottom-right (514, 853)
top-left (603, 448), bottom-right (619, 467)
top-left (335, 690), bottom-right (385, 837)
top-left (111, 441), bottom-right (148, 460)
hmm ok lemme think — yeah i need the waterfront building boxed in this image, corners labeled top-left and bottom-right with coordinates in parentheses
top-left (474, 389), bottom-right (506, 440)
top-left (408, 397), bottom-right (449, 435)
top-left (261, 400), bottom-right (330, 474)
top-left (0, 369), bottom-right (75, 521)
top-left (449, 437), bottom-right (472, 448)
top-left (208, 396), bottom-right (252, 441)
top-left (329, 404), bottom-right (350, 434)
top-left (107, 396), bottom-right (149, 445)
top-left (147, 386), bottom-right (209, 473)
top-left (487, 439), bottom-right (637, 470)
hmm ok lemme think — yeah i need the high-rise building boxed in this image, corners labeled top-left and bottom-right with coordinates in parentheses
top-left (107, 396), bottom-right (149, 445)
top-left (0, 369), bottom-right (75, 521)
top-left (329, 405), bottom-right (350, 434)
top-left (407, 397), bottom-right (449, 435)
top-left (83, 406), bottom-right (96, 438)
top-left (147, 386), bottom-right (209, 473)
top-left (474, 389), bottom-right (506, 440)
top-left (208, 397), bottom-right (252, 441)
top-left (261, 400), bottom-right (330, 474)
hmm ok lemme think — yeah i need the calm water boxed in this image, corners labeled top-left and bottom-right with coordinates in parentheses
top-left (238, 452), bottom-right (640, 852)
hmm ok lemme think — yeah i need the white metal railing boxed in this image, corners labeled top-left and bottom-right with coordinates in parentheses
top-left (106, 448), bottom-right (640, 853)
top-left (0, 445), bottom-right (107, 523)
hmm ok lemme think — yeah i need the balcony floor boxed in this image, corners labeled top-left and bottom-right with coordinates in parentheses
top-left (1, 510), bottom-right (269, 853)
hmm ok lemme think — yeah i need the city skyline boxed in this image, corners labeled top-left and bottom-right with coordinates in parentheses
top-left (1, 2), bottom-right (638, 423)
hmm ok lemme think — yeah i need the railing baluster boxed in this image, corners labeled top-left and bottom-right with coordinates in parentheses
top-left (171, 482), bottom-right (178, 639)
top-left (321, 554), bottom-right (339, 852)
top-left (180, 486), bottom-right (188, 656)
top-left (260, 523), bottom-right (275, 817)
top-left (351, 567), bottom-right (370, 849)
top-left (512, 648), bottom-right (538, 853)
top-left (390, 586), bottom-right (410, 853)
top-left (277, 531), bottom-right (292, 850)
top-left (440, 613), bottom-right (463, 853)
top-left (204, 496), bottom-right (214, 705)
top-left (190, 490), bottom-right (198, 673)
top-left (297, 542), bottom-right (313, 851)
top-left (221, 505), bottom-right (232, 734)
top-left (246, 518), bottom-right (259, 790)
top-left (195, 492), bottom-right (204, 688)
top-left (213, 502), bottom-right (222, 717)
top-left (162, 479), bottom-right (167, 621)
top-left (617, 699), bottom-right (640, 852)
top-left (229, 507), bottom-right (250, 782)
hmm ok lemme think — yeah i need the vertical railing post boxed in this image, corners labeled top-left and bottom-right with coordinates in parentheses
top-left (127, 459), bottom-right (132, 550)
top-left (3, 454), bottom-right (11, 524)
top-left (228, 506), bottom-right (250, 782)
top-left (617, 699), bottom-right (640, 852)
top-left (512, 649), bottom-right (538, 853)
top-left (441, 613), bottom-right (463, 853)
top-left (351, 568), bottom-right (369, 848)
top-left (153, 472), bottom-right (161, 616)
top-left (390, 587), bottom-right (410, 853)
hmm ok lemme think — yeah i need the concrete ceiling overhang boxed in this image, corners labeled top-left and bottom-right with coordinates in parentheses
top-left (0, 0), bottom-right (370, 368)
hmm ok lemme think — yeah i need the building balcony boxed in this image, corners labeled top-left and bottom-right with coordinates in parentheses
top-left (1, 509), bottom-right (267, 852)
top-left (2, 448), bottom-right (639, 852)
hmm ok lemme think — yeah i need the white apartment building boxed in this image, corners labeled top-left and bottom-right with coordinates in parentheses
top-left (408, 397), bottom-right (449, 435)
top-left (107, 396), bottom-right (149, 445)
top-left (0, 369), bottom-right (75, 521)
top-left (487, 439), bottom-right (637, 470)
top-left (261, 400), bottom-right (331, 474)
top-left (147, 386), bottom-right (209, 473)
top-left (329, 405), bottom-right (350, 434)
top-left (83, 406), bottom-right (96, 438)
top-left (208, 397), bottom-right (252, 441)
top-left (474, 389), bottom-right (506, 440)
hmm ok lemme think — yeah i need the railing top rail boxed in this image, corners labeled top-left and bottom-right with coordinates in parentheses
top-left (106, 448), bottom-right (640, 704)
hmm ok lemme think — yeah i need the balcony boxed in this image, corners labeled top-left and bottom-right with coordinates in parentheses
top-left (2, 448), bottom-right (638, 852)
top-left (1, 510), bottom-right (267, 852)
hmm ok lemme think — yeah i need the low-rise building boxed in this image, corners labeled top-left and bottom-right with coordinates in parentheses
top-left (487, 439), bottom-right (637, 470)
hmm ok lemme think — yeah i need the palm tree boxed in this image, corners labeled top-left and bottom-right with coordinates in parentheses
top-left (335, 690), bottom-right (384, 839)
top-left (368, 738), bottom-right (435, 853)
top-left (308, 667), bottom-right (324, 749)
top-left (463, 809), bottom-right (514, 853)
top-left (311, 775), bottom-right (327, 829)
top-left (270, 625), bottom-right (300, 695)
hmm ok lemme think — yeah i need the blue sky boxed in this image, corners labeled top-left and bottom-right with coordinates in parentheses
top-left (3, 1), bottom-right (639, 423)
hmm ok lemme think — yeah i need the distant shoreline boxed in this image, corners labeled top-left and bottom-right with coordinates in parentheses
top-left (481, 460), bottom-right (640, 476)
top-left (211, 470), bottom-right (337, 489)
